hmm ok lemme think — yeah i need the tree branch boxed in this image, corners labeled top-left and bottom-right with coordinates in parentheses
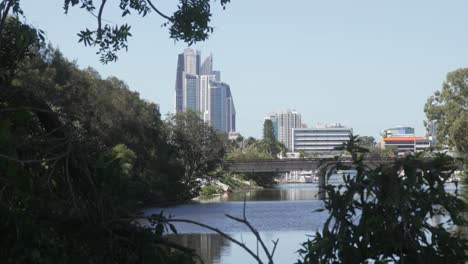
top-left (153, 238), bottom-right (204, 263)
top-left (163, 218), bottom-right (264, 264)
top-left (146, 0), bottom-right (172, 20)
top-left (0, 0), bottom-right (12, 38)
top-left (97, 0), bottom-right (107, 38)
top-left (0, 151), bottom-right (69, 165)
top-left (225, 214), bottom-right (275, 263)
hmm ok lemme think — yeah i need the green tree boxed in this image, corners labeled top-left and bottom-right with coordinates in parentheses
top-left (356, 135), bottom-right (376, 148)
top-left (166, 111), bottom-right (226, 197)
top-left (245, 137), bottom-right (258, 147)
top-left (449, 112), bottom-right (468, 183)
top-left (263, 119), bottom-right (280, 157)
top-left (111, 144), bottom-right (136, 177)
top-left (424, 68), bottom-right (468, 156)
top-left (0, 44), bottom-right (197, 262)
top-left (263, 119), bottom-right (276, 142)
top-left (0, 16), bottom-right (44, 84)
top-left (449, 112), bottom-right (468, 160)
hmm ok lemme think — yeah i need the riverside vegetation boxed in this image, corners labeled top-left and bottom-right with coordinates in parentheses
top-left (1, 1), bottom-right (467, 263)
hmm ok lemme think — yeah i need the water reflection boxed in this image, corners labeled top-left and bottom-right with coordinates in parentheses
top-left (167, 233), bottom-right (229, 264)
top-left (199, 183), bottom-right (321, 203)
top-left (145, 182), bottom-right (467, 264)
top-left (168, 232), bottom-right (309, 264)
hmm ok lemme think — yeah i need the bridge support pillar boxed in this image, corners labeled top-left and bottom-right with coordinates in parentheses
top-left (317, 167), bottom-right (329, 200)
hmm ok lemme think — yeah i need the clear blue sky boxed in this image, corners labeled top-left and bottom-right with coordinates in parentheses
top-left (21, 0), bottom-right (468, 139)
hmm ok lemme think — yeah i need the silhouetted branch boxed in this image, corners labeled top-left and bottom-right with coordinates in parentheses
top-left (0, 151), bottom-right (69, 164)
top-left (164, 218), bottom-right (264, 264)
top-left (224, 213), bottom-right (276, 264)
top-left (0, 0), bottom-right (12, 37)
top-left (97, 0), bottom-right (107, 38)
top-left (162, 198), bottom-right (278, 264)
top-left (154, 238), bottom-right (205, 263)
top-left (146, 0), bottom-right (172, 20)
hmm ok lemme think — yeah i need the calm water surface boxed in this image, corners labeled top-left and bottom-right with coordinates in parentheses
top-left (144, 180), bottom-right (466, 264)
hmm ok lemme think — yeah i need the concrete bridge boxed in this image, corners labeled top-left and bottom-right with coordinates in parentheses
top-left (225, 157), bottom-right (395, 173)
top-left (224, 157), bottom-right (459, 199)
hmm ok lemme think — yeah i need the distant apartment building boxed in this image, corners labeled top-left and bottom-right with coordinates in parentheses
top-left (292, 125), bottom-right (353, 153)
top-left (380, 126), bottom-right (431, 155)
top-left (265, 110), bottom-right (302, 150)
top-left (174, 48), bottom-right (236, 133)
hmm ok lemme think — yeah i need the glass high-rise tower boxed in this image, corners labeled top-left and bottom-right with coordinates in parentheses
top-left (174, 48), bottom-right (236, 133)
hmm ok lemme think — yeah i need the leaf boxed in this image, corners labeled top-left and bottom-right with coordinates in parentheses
top-left (168, 223), bottom-right (178, 234)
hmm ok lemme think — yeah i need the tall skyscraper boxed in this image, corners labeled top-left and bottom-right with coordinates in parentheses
top-left (174, 53), bottom-right (184, 112)
top-left (175, 48), bottom-right (201, 113)
top-left (183, 73), bottom-right (199, 111)
top-left (226, 88), bottom-right (236, 132)
top-left (199, 74), bottom-right (216, 121)
top-left (200, 54), bottom-right (213, 75)
top-left (174, 48), bottom-right (236, 133)
top-left (265, 110), bottom-right (302, 150)
top-left (208, 81), bottom-right (236, 133)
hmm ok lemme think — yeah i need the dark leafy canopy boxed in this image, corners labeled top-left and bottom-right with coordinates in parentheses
top-left (166, 110), bottom-right (226, 197)
top-left (63, 0), bottom-right (231, 63)
top-left (0, 1), bottom-right (230, 261)
top-left (424, 68), bottom-right (468, 157)
top-left (0, 89), bottom-right (196, 263)
top-left (297, 136), bottom-right (467, 264)
top-left (0, 17), bottom-right (44, 84)
top-left (0, 44), bottom-right (227, 262)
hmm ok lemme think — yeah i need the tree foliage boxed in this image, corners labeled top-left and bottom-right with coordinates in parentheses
top-left (297, 136), bottom-right (467, 264)
top-left (263, 119), bottom-right (281, 156)
top-left (225, 136), bottom-right (284, 186)
top-left (0, 84), bottom-right (198, 263)
top-left (0, 46), bottom-right (223, 263)
top-left (424, 68), bottom-right (468, 158)
top-left (0, 16), bottom-right (44, 84)
top-left (449, 112), bottom-right (468, 160)
top-left (0, 0), bottom-right (229, 262)
top-left (0, 0), bottom-right (231, 63)
top-left (356, 136), bottom-right (376, 148)
top-left (263, 119), bottom-right (276, 142)
top-left (166, 110), bottom-right (226, 197)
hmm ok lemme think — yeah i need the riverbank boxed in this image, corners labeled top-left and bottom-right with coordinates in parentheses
top-left (197, 174), bottom-right (263, 199)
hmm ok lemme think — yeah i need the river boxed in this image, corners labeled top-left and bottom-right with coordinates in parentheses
top-left (144, 181), bottom-right (466, 264)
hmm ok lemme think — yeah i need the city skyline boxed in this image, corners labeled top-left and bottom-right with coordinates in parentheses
top-left (20, 1), bottom-right (468, 140)
top-left (175, 48), bottom-right (236, 133)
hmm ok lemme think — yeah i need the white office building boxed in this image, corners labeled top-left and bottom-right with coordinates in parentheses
top-left (292, 125), bottom-right (353, 153)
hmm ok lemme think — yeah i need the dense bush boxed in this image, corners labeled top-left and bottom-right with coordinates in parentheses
top-left (297, 136), bottom-right (468, 264)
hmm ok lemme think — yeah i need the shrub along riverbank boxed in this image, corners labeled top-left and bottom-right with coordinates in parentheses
top-left (199, 173), bottom-right (262, 197)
